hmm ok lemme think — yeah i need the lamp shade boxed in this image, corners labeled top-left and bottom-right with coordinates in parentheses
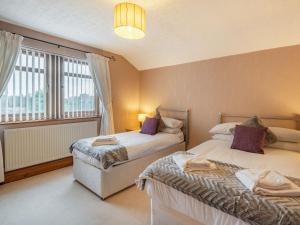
top-left (114, 2), bottom-right (146, 39)
top-left (138, 113), bottom-right (147, 122)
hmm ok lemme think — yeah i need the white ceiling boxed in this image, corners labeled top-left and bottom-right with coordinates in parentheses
top-left (1, 0), bottom-right (300, 70)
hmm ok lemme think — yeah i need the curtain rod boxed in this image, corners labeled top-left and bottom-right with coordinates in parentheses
top-left (23, 35), bottom-right (116, 61)
top-left (2, 30), bottom-right (116, 61)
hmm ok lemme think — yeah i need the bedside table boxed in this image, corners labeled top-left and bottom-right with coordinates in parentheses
top-left (125, 128), bottom-right (140, 132)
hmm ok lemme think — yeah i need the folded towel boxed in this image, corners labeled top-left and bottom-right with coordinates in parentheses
top-left (173, 154), bottom-right (216, 172)
top-left (92, 140), bottom-right (119, 146)
top-left (92, 136), bottom-right (119, 146)
top-left (94, 136), bottom-right (117, 142)
top-left (258, 171), bottom-right (292, 190)
top-left (236, 169), bottom-right (300, 196)
top-left (186, 158), bottom-right (216, 171)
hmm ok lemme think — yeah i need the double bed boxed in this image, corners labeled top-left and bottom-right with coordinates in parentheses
top-left (72, 107), bottom-right (189, 199)
top-left (138, 113), bottom-right (300, 225)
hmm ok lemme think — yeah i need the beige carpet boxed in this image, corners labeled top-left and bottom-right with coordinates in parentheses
top-left (0, 167), bottom-right (150, 225)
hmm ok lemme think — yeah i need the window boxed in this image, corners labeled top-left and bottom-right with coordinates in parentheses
top-left (63, 58), bottom-right (97, 118)
top-left (0, 47), bottom-right (98, 123)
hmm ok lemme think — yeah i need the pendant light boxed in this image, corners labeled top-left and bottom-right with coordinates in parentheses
top-left (114, 2), bottom-right (146, 39)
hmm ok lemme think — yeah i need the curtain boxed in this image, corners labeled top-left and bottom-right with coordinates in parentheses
top-left (0, 144), bottom-right (3, 183)
top-left (0, 31), bottom-right (23, 183)
top-left (86, 53), bottom-right (115, 135)
top-left (0, 31), bottom-right (23, 97)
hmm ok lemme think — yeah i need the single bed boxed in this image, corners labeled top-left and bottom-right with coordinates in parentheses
top-left (139, 113), bottom-right (300, 225)
top-left (72, 107), bottom-right (189, 199)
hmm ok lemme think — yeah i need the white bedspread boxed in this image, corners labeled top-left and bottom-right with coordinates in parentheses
top-left (146, 139), bottom-right (300, 225)
top-left (190, 139), bottom-right (300, 179)
top-left (73, 131), bottom-right (184, 168)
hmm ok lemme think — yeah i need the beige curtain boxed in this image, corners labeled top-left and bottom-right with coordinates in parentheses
top-left (86, 53), bottom-right (115, 135)
top-left (0, 31), bottom-right (23, 182)
top-left (0, 31), bottom-right (23, 96)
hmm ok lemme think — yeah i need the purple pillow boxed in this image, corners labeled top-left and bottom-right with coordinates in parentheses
top-left (140, 117), bottom-right (159, 135)
top-left (231, 125), bottom-right (266, 154)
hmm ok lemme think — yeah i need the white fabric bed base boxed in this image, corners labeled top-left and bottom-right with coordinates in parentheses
top-left (151, 199), bottom-right (204, 225)
top-left (73, 142), bottom-right (185, 199)
top-left (147, 180), bottom-right (249, 225)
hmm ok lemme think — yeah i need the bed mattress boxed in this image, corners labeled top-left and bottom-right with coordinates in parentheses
top-left (72, 130), bottom-right (184, 169)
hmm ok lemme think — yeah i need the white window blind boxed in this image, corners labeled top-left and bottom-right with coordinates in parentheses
top-left (0, 47), bottom-right (98, 123)
top-left (63, 58), bottom-right (97, 119)
top-left (0, 48), bottom-right (48, 122)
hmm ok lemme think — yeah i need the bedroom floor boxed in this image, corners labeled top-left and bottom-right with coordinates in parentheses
top-left (0, 167), bottom-right (150, 225)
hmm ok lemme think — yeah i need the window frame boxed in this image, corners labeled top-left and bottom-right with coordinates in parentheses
top-left (0, 47), bottom-right (99, 124)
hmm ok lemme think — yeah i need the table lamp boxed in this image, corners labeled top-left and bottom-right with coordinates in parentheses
top-left (138, 113), bottom-right (147, 128)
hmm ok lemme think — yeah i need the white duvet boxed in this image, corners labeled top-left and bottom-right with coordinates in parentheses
top-left (189, 139), bottom-right (300, 179)
top-left (73, 130), bottom-right (184, 168)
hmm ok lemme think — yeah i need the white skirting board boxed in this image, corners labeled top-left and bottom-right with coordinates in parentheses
top-left (73, 142), bottom-right (186, 199)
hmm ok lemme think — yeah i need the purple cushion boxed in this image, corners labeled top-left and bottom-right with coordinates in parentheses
top-left (140, 117), bottom-right (159, 135)
top-left (231, 125), bottom-right (266, 154)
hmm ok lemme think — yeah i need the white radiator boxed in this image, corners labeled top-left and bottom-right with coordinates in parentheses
top-left (4, 121), bottom-right (97, 171)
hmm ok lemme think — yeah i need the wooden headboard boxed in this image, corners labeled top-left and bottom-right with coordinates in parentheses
top-left (156, 107), bottom-right (189, 145)
top-left (218, 112), bottom-right (300, 130)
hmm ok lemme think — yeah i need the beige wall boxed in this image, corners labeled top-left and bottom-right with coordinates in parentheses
top-left (2, 21), bottom-right (300, 149)
top-left (140, 45), bottom-right (300, 148)
top-left (0, 21), bottom-right (140, 132)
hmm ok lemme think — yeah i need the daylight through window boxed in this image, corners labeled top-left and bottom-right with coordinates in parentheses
top-left (0, 47), bottom-right (98, 123)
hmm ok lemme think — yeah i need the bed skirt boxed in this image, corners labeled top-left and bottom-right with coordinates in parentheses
top-left (73, 142), bottom-right (186, 199)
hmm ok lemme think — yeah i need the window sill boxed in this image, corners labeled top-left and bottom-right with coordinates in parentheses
top-left (0, 116), bottom-right (101, 127)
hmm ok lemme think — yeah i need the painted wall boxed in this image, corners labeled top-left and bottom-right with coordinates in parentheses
top-left (0, 21), bottom-right (140, 132)
top-left (2, 21), bottom-right (300, 149)
top-left (140, 45), bottom-right (300, 148)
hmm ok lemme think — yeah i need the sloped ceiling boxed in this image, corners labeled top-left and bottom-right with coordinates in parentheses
top-left (0, 0), bottom-right (300, 70)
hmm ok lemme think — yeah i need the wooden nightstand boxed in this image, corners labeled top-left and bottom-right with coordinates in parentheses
top-left (125, 128), bottom-right (140, 132)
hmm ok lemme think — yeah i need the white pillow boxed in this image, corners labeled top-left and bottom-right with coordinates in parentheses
top-left (160, 127), bottom-right (181, 134)
top-left (161, 117), bottom-right (183, 129)
top-left (209, 122), bottom-right (240, 135)
top-left (269, 127), bottom-right (300, 143)
top-left (267, 141), bottom-right (300, 153)
top-left (212, 134), bottom-right (234, 142)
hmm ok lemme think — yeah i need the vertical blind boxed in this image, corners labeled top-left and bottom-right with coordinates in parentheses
top-left (0, 47), bottom-right (98, 123)
top-left (63, 58), bottom-right (97, 119)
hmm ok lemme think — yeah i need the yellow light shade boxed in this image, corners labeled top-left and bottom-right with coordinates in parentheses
top-left (114, 2), bottom-right (146, 39)
top-left (138, 113), bottom-right (147, 122)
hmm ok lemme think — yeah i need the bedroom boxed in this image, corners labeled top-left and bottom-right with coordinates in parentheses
top-left (0, 1), bottom-right (300, 225)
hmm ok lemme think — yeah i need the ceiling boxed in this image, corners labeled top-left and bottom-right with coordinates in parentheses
top-left (0, 0), bottom-right (300, 70)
